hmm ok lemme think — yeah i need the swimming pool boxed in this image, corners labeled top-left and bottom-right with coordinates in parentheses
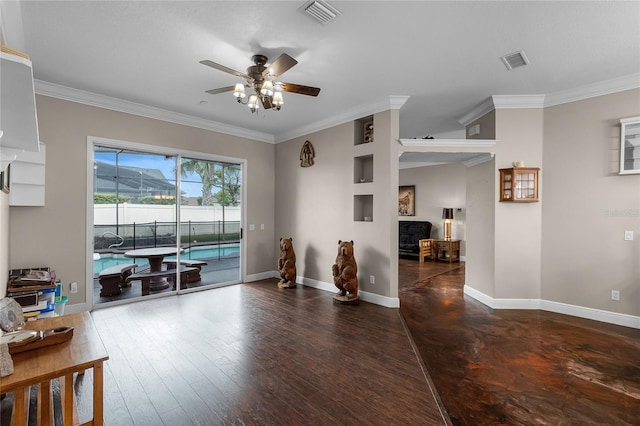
top-left (93, 244), bottom-right (240, 274)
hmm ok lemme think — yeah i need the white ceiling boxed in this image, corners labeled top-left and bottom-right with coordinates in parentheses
top-left (9, 1), bottom-right (640, 152)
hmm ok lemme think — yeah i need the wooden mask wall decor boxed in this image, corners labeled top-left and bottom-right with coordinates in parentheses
top-left (300, 140), bottom-right (315, 167)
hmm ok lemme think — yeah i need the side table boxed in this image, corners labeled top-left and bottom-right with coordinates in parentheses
top-left (435, 239), bottom-right (461, 263)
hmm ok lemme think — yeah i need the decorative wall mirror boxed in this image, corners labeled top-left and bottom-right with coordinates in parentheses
top-left (620, 116), bottom-right (640, 175)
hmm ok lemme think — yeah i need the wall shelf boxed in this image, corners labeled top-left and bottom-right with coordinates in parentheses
top-left (499, 167), bottom-right (539, 202)
top-left (354, 154), bottom-right (374, 184)
top-left (354, 194), bottom-right (373, 222)
top-left (353, 116), bottom-right (375, 221)
top-left (9, 142), bottom-right (46, 206)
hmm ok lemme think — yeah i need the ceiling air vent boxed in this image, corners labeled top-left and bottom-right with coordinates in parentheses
top-left (500, 50), bottom-right (530, 70)
top-left (301, 0), bottom-right (340, 25)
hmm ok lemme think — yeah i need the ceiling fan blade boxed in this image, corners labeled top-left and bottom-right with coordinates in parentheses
top-left (279, 82), bottom-right (321, 97)
top-left (264, 53), bottom-right (298, 78)
top-left (200, 60), bottom-right (251, 80)
top-left (205, 86), bottom-right (236, 95)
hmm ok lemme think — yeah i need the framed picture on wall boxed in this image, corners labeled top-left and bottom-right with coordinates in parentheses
top-left (399, 185), bottom-right (415, 216)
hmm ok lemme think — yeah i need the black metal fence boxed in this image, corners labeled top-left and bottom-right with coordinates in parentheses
top-left (94, 220), bottom-right (240, 252)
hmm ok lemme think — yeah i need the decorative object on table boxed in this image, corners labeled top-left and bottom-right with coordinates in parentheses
top-left (513, 160), bottom-right (525, 168)
top-left (4, 326), bottom-right (74, 355)
top-left (442, 208), bottom-right (454, 241)
top-left (398, 185), bottom-right (415, 216)
top-left (300, 140), bottom-right (315, 167)
top-left (277, 237), bottom-right (297, 288)
top-left (0, 297), bottom-right (25, 332)
top-left (332, 240), bottom-right (359, 304)
top-left (0, 342), bottom-right (13, 376)
top-left (363, 121), bottom-right (373, 143)
top-left (200, 53), bottom-right (321, 114)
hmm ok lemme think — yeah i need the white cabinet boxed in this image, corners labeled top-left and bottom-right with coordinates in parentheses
top-left (0, 48), bottom-right (40, 169)
top-left (10, 142), bottom-right (45, 206)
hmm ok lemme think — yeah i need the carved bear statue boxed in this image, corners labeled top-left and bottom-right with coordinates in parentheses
top-left (278, 237), bottom-right (297, 288)
top-left (332, 240), bottom-right (358, 301)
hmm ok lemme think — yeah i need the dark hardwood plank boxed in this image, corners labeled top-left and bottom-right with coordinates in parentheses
top-left (85, 280), bottom-right (447, 425)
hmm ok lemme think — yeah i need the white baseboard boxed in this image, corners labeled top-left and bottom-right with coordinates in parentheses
top-left (64, 302), bottom-right (89, 315)
top-left (299, 276), bottom-right (400, 308)
top-left (359, 291), bottom-right (400, 308)
top-left (464, 285), bottom-right (640, 329)
top-left (245, 270), bottom-right (279, 282)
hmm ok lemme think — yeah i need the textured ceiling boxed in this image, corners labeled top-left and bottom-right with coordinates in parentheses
top-left (12, 1), bottom-right (640, 151)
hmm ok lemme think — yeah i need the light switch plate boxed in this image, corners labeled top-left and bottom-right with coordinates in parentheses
top-left (624, 230), bottom-right (634, 241)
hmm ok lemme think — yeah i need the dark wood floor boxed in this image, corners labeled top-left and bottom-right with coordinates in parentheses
top-left (398, 258), bottom-right (640, 426)
top-left (87, 280), bottom-right (448, 425)
top-left (4, 259), bottom-right (638, 425)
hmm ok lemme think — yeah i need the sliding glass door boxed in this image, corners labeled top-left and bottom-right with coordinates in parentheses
top-left (91, 144), bottom-right (242, 307)
top-left (178, 157), bottom-right (241, 289)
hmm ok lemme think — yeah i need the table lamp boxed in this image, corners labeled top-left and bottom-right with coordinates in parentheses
top-left (442, 208), bottom-right (454, 241)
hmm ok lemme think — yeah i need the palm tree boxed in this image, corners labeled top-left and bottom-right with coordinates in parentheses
top-left (180, 160), bottom-right (241, 207)
top-left (180, 159), bottom-right (217, 206)
top-left (214, 165), bottom-right (241, 207)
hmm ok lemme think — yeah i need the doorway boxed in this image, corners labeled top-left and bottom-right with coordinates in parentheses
top-left (89, 140), bottom-right (243, 308)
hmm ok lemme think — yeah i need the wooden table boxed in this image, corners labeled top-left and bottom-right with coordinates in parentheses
top-left (124, 247), bottom-right (182, 292)
top-left (0, 311), bottom-right (109, 426)
top-left (435, 239), bottom-right (461, 263)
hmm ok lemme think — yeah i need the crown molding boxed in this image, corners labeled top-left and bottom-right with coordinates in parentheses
top-left (457, 97), bottom-right (496, 126)
top-left (274, 95), bottom-right (410, 143)
top-left (462, 152), bottom-right (494, 167)
top-left (544, 73), bottom-right (640, 107)
top-left (459, 74), bottom-right (640, 126)
top-left (491, 94), bottom-right (546, 109)
top-left (399, 138), bottom-right (497, 148)
top-left (34, 80), bottom-right (276, 143)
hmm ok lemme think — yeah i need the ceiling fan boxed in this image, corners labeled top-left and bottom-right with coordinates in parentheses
top-left (200, 53), bottom-right (321, 113)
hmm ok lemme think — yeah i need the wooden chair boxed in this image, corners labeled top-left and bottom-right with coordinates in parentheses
top-left (418, 239), bottom-right (435, 263)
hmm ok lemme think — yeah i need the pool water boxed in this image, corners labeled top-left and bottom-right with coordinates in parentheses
top-left (94, 244), bottom-right (239, 274)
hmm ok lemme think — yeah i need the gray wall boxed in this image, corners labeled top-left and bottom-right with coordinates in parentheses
top-left (494, 108), bottom-right (544, 300)
top-left (7, 95), bottom-right (276, 306)
top-left (2, 88), bottom-right (638, 322)
top-left (399, 163), bottom-right (467, 253)
top-left (275, 110), bottom-right (399, 301)
top-left (541, 90), bottom-right (640, 316)
top-left (465, 159), bottom-right (496, 297)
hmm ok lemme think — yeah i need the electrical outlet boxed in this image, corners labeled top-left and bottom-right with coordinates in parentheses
top-left (611, 290), bottom-right (620, 301)
top-left (70, 282), bottom-right (78, 293)
top-left (624, 230), bottom-right (634, 241)
top-left (369, 275), bottom-right (375, 285)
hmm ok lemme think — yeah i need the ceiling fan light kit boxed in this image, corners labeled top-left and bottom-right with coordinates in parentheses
top-left (201, 53), bottom-right (320, 114)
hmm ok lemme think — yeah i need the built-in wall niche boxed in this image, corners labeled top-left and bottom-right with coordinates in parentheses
top-left (354, 194), bottom-right (373, 222)
top-left (354, 154), bottom-right (374, 183)
top-left (354, 115), bottom-right (374, 146)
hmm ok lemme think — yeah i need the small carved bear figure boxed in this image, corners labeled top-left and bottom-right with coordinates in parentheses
top-left (332, 240), bottom-right (358, 298)
top-left (278, 237), bottom-right (297, 288)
